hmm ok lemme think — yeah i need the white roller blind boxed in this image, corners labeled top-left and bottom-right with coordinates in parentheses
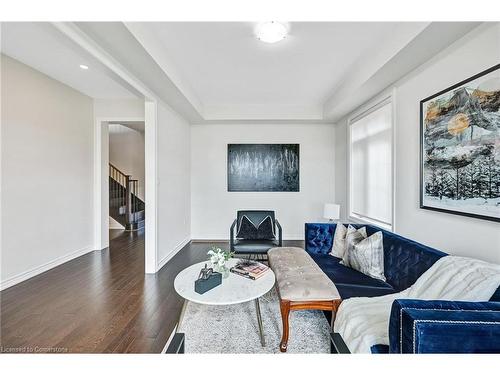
top-left (350, 101), bottom-right (393, 228)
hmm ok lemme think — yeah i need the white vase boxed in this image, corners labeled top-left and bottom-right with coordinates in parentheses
top-left (214, 264), bottom-right (230, 279)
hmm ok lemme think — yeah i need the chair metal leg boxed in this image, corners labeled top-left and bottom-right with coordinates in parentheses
top-left (255, 298), bottom-right (266, 347)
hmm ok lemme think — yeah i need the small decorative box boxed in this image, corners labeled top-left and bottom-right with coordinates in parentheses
top-left (194, 265), bottom-right (222, 294)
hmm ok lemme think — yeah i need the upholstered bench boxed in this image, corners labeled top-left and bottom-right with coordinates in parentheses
top-left (268, 247), bottom-right (342, 352)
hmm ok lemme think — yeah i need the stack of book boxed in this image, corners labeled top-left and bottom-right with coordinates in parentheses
top-left (230, 260), bottom-right (270, 280)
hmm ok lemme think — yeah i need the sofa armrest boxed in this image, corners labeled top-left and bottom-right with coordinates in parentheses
top-left (275, 219), bottom-right (282, 246)
top-left (229, 219), bottom-right (237, 251)
top-left (389, 299), bottom-right (500, 353)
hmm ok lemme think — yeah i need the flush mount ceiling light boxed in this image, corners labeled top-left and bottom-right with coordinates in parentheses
top-left (255, 21), bottom-right (288, 43)
top-left (79, 64), bottom-right (89, 70)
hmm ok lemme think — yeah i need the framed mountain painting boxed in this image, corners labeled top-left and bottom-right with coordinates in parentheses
top-left (420, 64), bottom-right (500, 222)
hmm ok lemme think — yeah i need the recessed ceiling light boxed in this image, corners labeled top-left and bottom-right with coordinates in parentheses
top-left (79, 64), bottom-right (89, 70)
top-left (256, 22), bottom-right (288, 44)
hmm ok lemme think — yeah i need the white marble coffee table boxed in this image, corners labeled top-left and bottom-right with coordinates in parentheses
top-left (174, 258), bottom-right (276, 346)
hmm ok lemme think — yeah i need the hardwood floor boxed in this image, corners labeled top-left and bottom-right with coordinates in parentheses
top-left (0, 230), bottom-right (303, 353)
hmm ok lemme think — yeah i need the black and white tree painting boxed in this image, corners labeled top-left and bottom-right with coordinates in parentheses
top-left (421, 64), bottom-right (500, 222)
top-left (228, 144), bottom-right (299, 192)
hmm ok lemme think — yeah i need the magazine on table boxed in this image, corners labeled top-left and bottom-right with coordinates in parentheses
top-left (230, 260), bottom-right (269, 280)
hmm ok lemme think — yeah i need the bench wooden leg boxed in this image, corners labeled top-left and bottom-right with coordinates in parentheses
top-left (277, 299), bottom-right (341, 352)
top-left (330, 300), bottom-right (342, 330)
top-left (279, 300), bottom-right (291, 352)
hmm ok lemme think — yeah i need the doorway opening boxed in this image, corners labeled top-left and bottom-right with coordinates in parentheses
top-left (108, 121), bottom-right (145, 232)
top-left (95, 101), bottom-right (158, 274)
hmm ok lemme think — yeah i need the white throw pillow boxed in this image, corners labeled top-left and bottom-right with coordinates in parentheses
top-left (347, 231), bottom-right (386, 282)
top-left (340, 225), bottom-right (367, 265)
top-left (330, 223), bottom-right (347, 258)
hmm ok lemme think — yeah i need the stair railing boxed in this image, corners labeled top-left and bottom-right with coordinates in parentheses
top-left (109, 163), bottom-right (142, 227)
top-left (129, 179), bottom-right (139, 220)
top-left (110, 163), bottom-right (128, 212)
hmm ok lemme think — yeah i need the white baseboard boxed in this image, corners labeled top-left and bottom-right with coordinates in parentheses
top-left (0, 245), bottom-right (94, 291)
top-left (283, 236), bottom-right (304, 241)
top-left (191, 236), bottom-right (304, 241)
top-left (157, 236), bottom-right (191, 272)
top-left (191, 239), bottom-right (229, 243)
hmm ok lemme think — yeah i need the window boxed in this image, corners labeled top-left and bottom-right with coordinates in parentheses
top-left (349, 98), bottom-right (393, 229)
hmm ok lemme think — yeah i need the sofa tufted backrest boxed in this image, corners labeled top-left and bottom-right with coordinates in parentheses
top-left (305, 223), bottom-right (447, 291)
top-left (362, 225), bottom-right (447, 292)
top-left (304, 223), bottom-right (335, 255)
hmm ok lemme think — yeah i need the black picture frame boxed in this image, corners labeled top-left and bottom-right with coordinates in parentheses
top-left (227, 144), bottom-right (300, 192)
top-left (419, 63), bottom-right (500, 223)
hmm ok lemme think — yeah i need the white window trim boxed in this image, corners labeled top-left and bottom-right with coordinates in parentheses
top-left (347, 89), bottom-right (397, 231)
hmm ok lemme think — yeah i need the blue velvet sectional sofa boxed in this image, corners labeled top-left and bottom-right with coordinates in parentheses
top-left (305, 223), bottom-right (500, 353)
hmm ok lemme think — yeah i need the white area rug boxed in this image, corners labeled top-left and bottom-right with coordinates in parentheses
top-left (178, 288), bottom-right (331, 353)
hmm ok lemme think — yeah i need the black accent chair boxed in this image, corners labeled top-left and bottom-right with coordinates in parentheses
top-left (230, 210), bottom-right (282, 257)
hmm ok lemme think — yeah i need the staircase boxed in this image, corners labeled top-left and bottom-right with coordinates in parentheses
top-left (109, 163), bottom-right (145, 231)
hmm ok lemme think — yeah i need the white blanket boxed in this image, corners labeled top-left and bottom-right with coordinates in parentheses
top-left (334, 256), bottom-right (500, 353)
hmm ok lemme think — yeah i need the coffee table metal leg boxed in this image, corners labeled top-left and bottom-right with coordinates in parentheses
top-left (176, 299), bottom-right (188, 333)
top-left (255, 298), bottom-right (265, 347)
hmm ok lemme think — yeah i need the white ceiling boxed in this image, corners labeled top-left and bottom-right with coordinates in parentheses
top-left (1, 22), bottom-right (481, 122)
top-left (130, 22), bottom-right (428, 120)
top-left (1, 22), bottom-right (138, 99)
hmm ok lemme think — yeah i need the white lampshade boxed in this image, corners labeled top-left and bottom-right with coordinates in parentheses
top-left (323, 203), bottom-right (340, 221)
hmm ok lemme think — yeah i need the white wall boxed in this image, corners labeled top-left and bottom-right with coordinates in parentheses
top-left (157, 102), bottom-right (191, 267)
top-left (93, 97), bottom-right (192, 271)
top-left (99, 122), bottom-right (110, 249)
top-left (1, 55), bottom-right (94, 289)
top-left (333, 121), bottom-right (348, 221)
top-left (109, 124), bottom-right (145, 200)
top-left (191, 123), bottom-right (335, 240)
top-left (334, 23), bottom-right (500, 264)
top-left (94, 99), bottom-right (145, 119)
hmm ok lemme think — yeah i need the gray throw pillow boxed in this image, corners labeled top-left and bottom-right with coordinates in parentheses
top-left (340, 225), bottom-right (367, 266)
top-left (330, 223), bottom-right (347, 258)
top-left (347, 231), bottom-right (386, 282)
